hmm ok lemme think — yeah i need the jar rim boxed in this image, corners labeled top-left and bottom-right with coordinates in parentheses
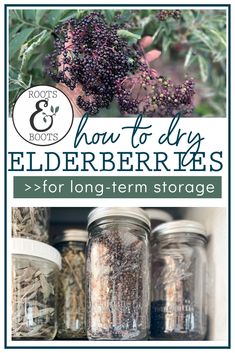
top-left (87, 207), bottom-right (151, 230)
top-left (11, 238), bottom-right (62, 269)
top-left (52, 229), bottom-right (88, 244)
top-left (145, 208), bottom-right (173, 222)
top-left (152, 220), bottom-right (207, 240)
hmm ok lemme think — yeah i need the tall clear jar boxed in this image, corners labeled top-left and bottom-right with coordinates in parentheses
top-left (12, 207), bottom-right (50, 244)
top-left (53, 229), bottom-right (87, 339)
top-left (11, 238), bottom-right (61, 340)
top-left (87, 207), bottom-right (151, 340)
top-left (151, 220), bottom-right (208, 340)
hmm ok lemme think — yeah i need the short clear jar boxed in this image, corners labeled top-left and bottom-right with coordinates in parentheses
top-left (53, 229), bottom-right (87, 339)
top-left (11, 238), bottom-right (61, 340)
top-left (12, 207), bottom-right (50, 243)
top-left (151, 220), bottom-right (208, 340)
top-left (86, 207), bottom-right (151, 341)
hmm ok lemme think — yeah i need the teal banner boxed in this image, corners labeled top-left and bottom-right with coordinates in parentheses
top-left (13, 176), bottom-right (221, 198)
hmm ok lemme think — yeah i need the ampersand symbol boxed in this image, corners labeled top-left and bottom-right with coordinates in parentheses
top-left (30, 99), bottom-right (54, 132)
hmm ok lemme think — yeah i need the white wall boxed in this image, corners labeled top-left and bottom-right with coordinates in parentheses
top-left (178, 207), bottom-right (227, 341)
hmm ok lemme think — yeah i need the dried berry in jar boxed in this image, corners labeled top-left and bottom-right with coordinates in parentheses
top-left (87, 207), bottom-right (150, 340)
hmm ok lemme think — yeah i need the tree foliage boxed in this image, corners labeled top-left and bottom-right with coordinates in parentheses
top-left (9, 9), bottom-right (226, 117)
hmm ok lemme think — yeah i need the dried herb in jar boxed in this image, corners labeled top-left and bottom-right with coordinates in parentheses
top-left (12, 207), bottom-right (49, 243)
top-left (12, 262), bottom-right (56, 339)
top-left (150, 220), bottom-right (208, 340)
top-left (56, 243), bottom-right (86, 338)
top-left (53, 230), bottom-right (88, 339)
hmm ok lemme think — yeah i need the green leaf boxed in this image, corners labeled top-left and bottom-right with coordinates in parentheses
top-left (9, 28), bottom-right (35, 60)
top-left (162, 36), bottom-right (172, 53)
top-left (142, 17), bottom-right (158, 36)
top-left (9, 74), bottom-right (32, 92)
top-left (47, 10), bottom-right (65, 26)
top-left (184, 47), bottom-right (193, 68)
top-left (183, 10), bottom-right (195, 23)
top-left (208, 28), bottom-right (226, 47)
top-left (35, 10), bottom-right (48, 25)
top-left (43, 117), bottom-right (47, 123)
top-left (19, 30), bottom-right (49, 74)
top-left (198, 55), bottom-right (208, 82)
top-left (193, 30), bottom-right (213, 50)
top-left (117, 29), bottom-right (141, 44)
top-left (76, 10), bottom-right (88, 20)
top-left (115, 11), bottom-right (132, 26)
top-left (104, 10), bottom-right (115, 24)
top-left (23, 10), bottom-right (36, 22)
top-left (9, 80), bottom-right (25, 91)
top-left (152, 25), bottom-right (163, 42)
top-left (55, 106), bottom-right (59, 113)
top-left (9, 23), bottom-right (23, 37)
top-left (56, 10), bottom-right (75, 23)
top-left (13, 10), bottom-right (24, 21)
top-left (128, 27), bottom-right (143, 37)
top-left (59, 13), bottom-right (76, 22)
top-left (51, 105), bottom-right (54, 113)
top-left (213, 52), bottom-right (225, 63)
top-left (9, 10), bottom-right (20, 22)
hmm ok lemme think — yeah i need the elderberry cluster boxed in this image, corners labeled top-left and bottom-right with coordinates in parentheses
top-left (46, 11), bottom-right (195, 117)
top-left (115, 66), bottom-right (195, 117)
top-left (46, 12), bottom-right (141, 115)
top-left (157, 10), bottom-right (182, 21)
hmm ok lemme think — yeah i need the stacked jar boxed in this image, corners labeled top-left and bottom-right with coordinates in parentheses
top-left (11, 208), bottom-right (62, 340)
top-left (12, 207), bottom-right (50, 243)
top-left (86, 207), bottom-right (151, 340)
top-left (53, 229), bottom-right (88, 339)
top-left (11, 238), bottom-right (61, 340)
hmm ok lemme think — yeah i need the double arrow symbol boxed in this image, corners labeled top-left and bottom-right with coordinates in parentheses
top-left (25, 184), bottom-right (41, 192)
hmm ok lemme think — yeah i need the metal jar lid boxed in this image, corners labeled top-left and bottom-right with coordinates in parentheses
top-left (152, 220), bottom-right (207, 240)
top-left (145, 208), bottom-right (173, 222)
top-left (53, 229), bottom-right (88, 245)
top-left (87, 207), bottom-right (151, 230)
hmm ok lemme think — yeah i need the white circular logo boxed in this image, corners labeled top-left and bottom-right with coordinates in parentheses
top-left (12, 85), bottom-right (74, 146)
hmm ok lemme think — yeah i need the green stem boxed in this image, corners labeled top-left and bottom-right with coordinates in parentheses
top-left (13, 10), bottom-right (52, 32)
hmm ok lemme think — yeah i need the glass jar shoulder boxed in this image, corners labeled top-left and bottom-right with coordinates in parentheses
top-left (88, 220), bottom-right (149, 242)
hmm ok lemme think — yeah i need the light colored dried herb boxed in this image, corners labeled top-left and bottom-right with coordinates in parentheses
top-left (12, 207), bottom-right (49, 243)
top-left (12, 261), bottom-right (56, 339)
top-left (56, 242), bottom-right (86, 339)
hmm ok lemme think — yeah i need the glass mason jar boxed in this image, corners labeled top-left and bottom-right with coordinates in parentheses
top-left (150, 220), bottom-right (208, 340)
top-left (86, 207), bottom-right (151, 341)
top-left (53, 229), bottom-right (87, 339)
top-left (11, 238), bottom-right (61, 340)
top-left (12, 207), bottom-right (50, 243)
